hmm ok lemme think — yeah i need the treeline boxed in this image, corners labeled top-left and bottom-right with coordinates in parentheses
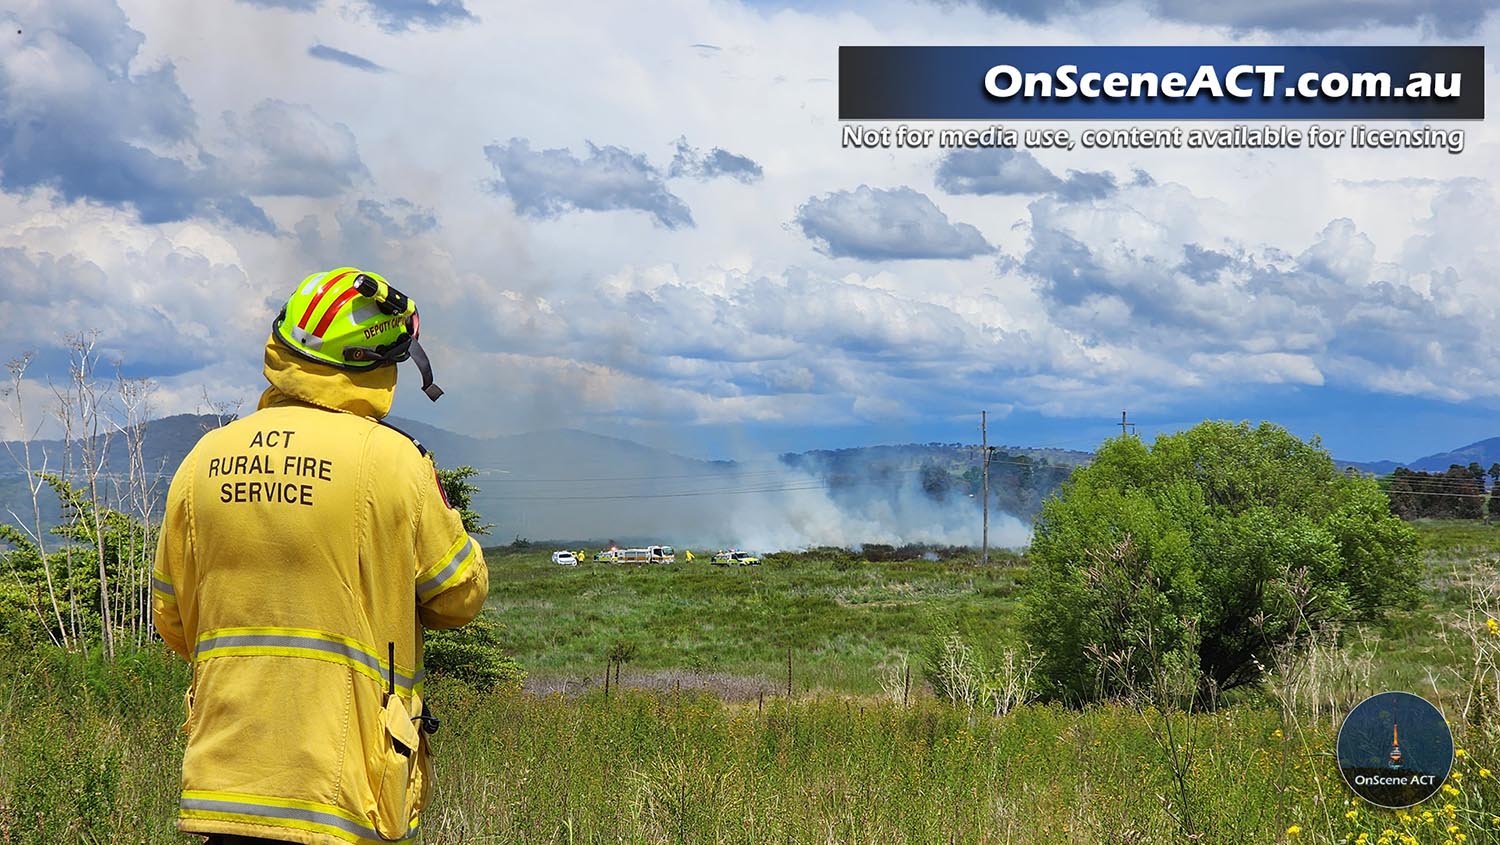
top-left (1384, 462), bottom-right (1500, 520)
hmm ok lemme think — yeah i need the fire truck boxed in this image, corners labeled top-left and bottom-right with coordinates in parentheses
top-left (612, 545), bottom-right (675, 564)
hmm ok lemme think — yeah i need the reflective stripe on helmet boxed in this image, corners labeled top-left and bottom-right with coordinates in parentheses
top-left (312, 286), bottom-right (362, 338)
top-left (297, 270), bottom-right (355, 331)
top-left (288, 325), bottom-right (324, 351)
top-left (350, 303), bottom-right (382, 326)
top-left (298, 270), bottom-right (329, 296)
top-left (194, 627), bottom-right (425, 695)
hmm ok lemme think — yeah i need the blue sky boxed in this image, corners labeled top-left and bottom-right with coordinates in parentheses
top-left (1, 0), bottom-right (1498, 464)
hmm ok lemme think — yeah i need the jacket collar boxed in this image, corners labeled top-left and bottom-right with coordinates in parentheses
top-left (256, 334), bottom-right (396, 419)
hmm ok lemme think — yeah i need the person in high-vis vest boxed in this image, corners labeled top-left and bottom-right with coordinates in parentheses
top-left (152, 267), bottom-right (488, 845)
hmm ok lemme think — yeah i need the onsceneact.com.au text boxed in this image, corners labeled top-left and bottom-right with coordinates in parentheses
top-left (983, 64), bottom-right (1462, 101)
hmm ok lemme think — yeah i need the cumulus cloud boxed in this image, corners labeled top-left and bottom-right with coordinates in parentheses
top-left (950, 0), bottom-right (1499, 34)
top-left (308, 44), bottom-right (388, 73)
top-left (795, 186), bottom-right (996, 260)
top-left (1017, 178), bottom-right (1500, 403)
top-left (668, 138), bottom-right (763, 183)
top-left (484, 138), bottom-right (694, 229)
top-left (289, 197), bottom-right (448, 291)
top-left (0, 198), bottom-right (265, 381)
top-left (935, 148), bottom-right (1061, 195)
top-left (0, 1), bottom-right (376, 232)
top-left (223, 100), bottom-right (368, 198)
top-left (1055, 170), bottom-right (1117, 201)
top-left (935, 148), bottom-right (1119, 201)
top-left (233, 0), bottom-right (474, 31)
top-left (0, 0), bottom-right (262, 228)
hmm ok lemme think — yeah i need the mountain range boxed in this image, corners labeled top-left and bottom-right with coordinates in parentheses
top-left (1, 414), bottom-right (1495, 548)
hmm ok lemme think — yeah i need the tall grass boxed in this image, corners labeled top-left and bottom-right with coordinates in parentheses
top-left (5, 647), bottom-right (1500, 844)
top-left (7, 522), bottom-right (1500, 844)
top-left (0, 646), bottom-right (186, 845)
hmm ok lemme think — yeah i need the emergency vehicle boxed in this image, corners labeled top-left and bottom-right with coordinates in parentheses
top-left (615, 545), bottom-right (675, 564)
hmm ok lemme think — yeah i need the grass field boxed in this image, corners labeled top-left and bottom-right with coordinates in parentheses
top-left (5, 522), bottom-right (1500, 844)
top-left (486, 523), bottom-right (1495, 703)
top-left (486, 545), bottom-right (1027, 696)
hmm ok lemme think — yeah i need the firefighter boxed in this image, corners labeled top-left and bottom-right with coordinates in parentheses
top-left (152, 267), bottom-right (488, 845)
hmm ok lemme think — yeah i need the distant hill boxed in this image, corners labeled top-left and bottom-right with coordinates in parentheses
top-left (0, 415), bottom-right (1065, 548)
top-left (8, 414), bottom-right (1500, 547)
top-left (1405, 437), bottom-right (1500, 472)
top-left (1337, 437), bottom-right (1500, 476)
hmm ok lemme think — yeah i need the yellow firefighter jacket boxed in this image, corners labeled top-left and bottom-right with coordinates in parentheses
top-left (152, 336), bottom-right (488, 845)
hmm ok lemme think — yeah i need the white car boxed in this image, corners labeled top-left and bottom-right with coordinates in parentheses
top-left (551, 550), bottom-right (578, 566)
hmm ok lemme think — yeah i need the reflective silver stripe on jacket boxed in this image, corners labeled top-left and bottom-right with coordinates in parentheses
top-left (195, 633), bottom-right (424, 693)
top-left (416, 537), bottom-right (477, 601)
top-left (180, 795), bottom-right (417, 843)
top-left (151, 575), bottom-right (175, 598)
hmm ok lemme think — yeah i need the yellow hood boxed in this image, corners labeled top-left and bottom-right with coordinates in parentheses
top-left (257, 334), bottom-right (396, 419)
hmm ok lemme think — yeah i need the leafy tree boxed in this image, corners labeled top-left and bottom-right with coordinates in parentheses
top-left (1387, 466), bottom-right (1485, 520)
top-left (1022, 421), bottom-right (1419, 705)
top-left (434, 465), bottom-right (493, 536)
top-left (423, 465), bottom-right (521, 691)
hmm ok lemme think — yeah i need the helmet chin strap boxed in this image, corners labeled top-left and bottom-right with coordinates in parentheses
top-left (342, 336), bottom-right (443, 402)
top-left (408, 340), bottom-right (444, 401)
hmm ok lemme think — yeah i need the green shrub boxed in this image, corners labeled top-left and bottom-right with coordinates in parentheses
top-left (424, 615), bottom-right (525, 691)
top-left (1022, 421), bottom-right (1420, 705)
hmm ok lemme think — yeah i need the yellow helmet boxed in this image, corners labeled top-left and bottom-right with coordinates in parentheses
top-left (271, 267), bottom-right (443, 401)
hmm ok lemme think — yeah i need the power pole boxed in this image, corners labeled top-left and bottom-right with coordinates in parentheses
top-left (1120, 410), bottom-right (1136, 438)
top-left (981, 410), bottom-right (989, 566)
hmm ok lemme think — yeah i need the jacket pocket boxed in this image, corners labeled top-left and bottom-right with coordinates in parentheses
top-left (373, 694), bottom-right (423, 840)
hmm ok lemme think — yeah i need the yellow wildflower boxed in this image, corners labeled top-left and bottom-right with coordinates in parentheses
top-left (1348, 809), bottom-right (1360, 819)
top-left (1288, 824), bottom-right (1302, 836)
top-left (1481, 767), bottom-right (1492, 778)
top-left (1444, 784), bottom-right (1461, 796)
top-left (1487, 617), bottom-right (1497, 634)
top-left (1456, 748), bottom-right (1468, 758)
